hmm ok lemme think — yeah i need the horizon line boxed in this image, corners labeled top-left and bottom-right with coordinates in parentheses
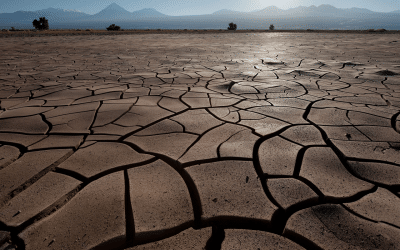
top-left (2, 3), bottom-right (400, 16)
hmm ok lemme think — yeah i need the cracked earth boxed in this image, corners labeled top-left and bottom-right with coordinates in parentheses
top-left (0, 32), bottom-right (400, 249)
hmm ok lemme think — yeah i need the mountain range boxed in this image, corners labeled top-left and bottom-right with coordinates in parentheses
top-left (1, 3), bottom-right (399, 30)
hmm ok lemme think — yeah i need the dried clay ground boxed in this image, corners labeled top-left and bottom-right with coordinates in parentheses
top-left (0, 32), bottom-right (400, 249)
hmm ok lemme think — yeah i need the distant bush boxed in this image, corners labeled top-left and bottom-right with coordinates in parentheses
top-left (228, 22), bottom-right (237, 30)
top-left (376, 29), bottom-right (386, 32)
top-left (32, 17), bottom-right (49, 30)
top-left (106, 24), bottom-right (121, 31)
top-left (367, 29), bottom-right (375, 32)
top-left (269, 24), bottom-right (275, 30)
top-left (10, 27), bottom-right (16, 31)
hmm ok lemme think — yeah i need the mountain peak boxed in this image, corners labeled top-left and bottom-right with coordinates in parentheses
top-left (94, 2), bottom-right (131, 16)
top-left (104, 3), bottom-right (126, 11)
top-left (132, 8), bottom-right (167, 17)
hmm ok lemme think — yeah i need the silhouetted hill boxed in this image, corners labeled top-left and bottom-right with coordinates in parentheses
top-left (78, 4), bottom-right (166, 21)
top-left (0, 8), bottom-right (90, 24)
top-left (131, 8), bottom-right (167, 19)
top-left (252, 6), bottom-right (286, 16)
top-left (252, 4), bottom-right (381, 17)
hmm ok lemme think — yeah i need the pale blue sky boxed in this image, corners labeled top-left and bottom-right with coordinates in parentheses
top-left (1, 0), bottom-right (399, 15)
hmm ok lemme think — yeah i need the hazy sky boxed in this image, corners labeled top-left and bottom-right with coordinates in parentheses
top-left (1, 0), bottom-right (399, 15)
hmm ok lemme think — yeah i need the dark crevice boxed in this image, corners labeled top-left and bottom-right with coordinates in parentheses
top-left (297, 59), bottom-right (304, 67)
top-left (177, 123), bottom-right (225, 161)
top-left (322, 185), bottom-right (378, 204)
top-left (168, 118), bottom-right (187, 133)
top-left (118, 107), bottom-right (188, 141)
top-left (391, 111), bottom-right (400, 133)
top-left (340, 203), bottom-right (382, 225)
top-left (99, 102), bottom-right (136, 126)
top-left (10, 183), bottom-right (83, 235)
top-left (278, 185), bottom-right (376, 249)
top-left (283, 229), bottom-right (324, 250)
top-left (39, 113), bottom-right (52, 134)
top-left (6, 234), bottom-right (25, 250)
top-left (0, 149), bottom-right (74, 207)
top-left (381, 221), bottom-right (400, 230)
top-left (295, 176), bottom-right (325, 198)
top-left (349, 122), bottom-right (373, 141)
top-left (216, 129), bottom-right (245, 159)
top-left (0, 141), bottom-right (25, 168)
top-left (181, 157), bottom-right (253, 169)
top-left (120, 141), bottom-right (203, 229)
top-left (87, 157), bottom-right (159, 184)
top-left (124, 169), bottom-right (135, 247)
top-left (204, 226), bottom-right (225, 250)
top-left (27, 146), bottom-right (76, 152)
top-left (53, 167), bottom-right (87, 182)
top-left (292, 145), bottom-right (330, 177)
top-left (278, 134), bottom-right (310, 147)
top-left (301, 101), bottom-right (384, 189)
top-left (345, 157), bottom-right (400, 168)
top-left (252, 133), bottom-right (290, 234)
top-left (161, 159), bottom-right (203, 228)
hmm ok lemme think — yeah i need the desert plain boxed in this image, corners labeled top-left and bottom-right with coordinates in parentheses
top-left (0, 31), bottom-right (400, 249)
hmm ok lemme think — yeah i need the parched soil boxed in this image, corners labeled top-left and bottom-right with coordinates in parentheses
top-left (0, 32), bottom-right (400, 249)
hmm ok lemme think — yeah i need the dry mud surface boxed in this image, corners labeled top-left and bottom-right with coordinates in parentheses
top-left (0, 32), bottom-right (400, 249)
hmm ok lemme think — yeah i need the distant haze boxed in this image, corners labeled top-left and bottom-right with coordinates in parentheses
top-left (1, 2), bottom-right (399, 30)
top-left (1, 0), bottom-right (399, 15)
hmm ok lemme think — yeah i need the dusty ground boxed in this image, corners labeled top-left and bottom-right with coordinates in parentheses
top-left (0, 32), bottom-right (400, 249)
top-left (1, 29), bottom-right (399, 38)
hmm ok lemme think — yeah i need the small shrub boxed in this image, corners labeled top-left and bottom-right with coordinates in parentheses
top-left (228, 22), bottom-right (237, 30)
top-left (376, 28), bottom-right (386, 32)
top-left (32, 17), bottom-right (49, 30)
top-left (10, 27), bottom-right (16, 31)
top-left (269, 24), bottom-right (275, 30)
top-left (106, 24), bottom-right (121, 31)
top-left (367, 29), bottom-right (375, 32)
top-left (86, 29), bottom-right (93, 31)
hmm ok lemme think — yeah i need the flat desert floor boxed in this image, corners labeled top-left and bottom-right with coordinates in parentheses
top-left (0, 32), bottom-right (400, 249)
